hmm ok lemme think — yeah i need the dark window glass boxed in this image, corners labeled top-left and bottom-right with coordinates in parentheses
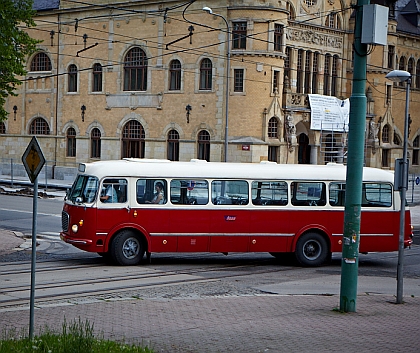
top-left (232, 22), bottom-right (247, 49)
top-left (323, 54), bottom-right (331, 95)
top-left (92, 63), bottom-right (103, 92)
top-left (0, 122), bottom-right (5, 134)
top-left (382, 125), bottom-right (389, 143)
top-left (169, 59), bottom-right (181, 91)
top-left (274, 24), bottom-right (283, 51)
top-left (268, 117), bottom-right (278, 138)
top-left (29, 118), bottom-right (50, 135)
top-left (252, 181), bottom-right (288, 205)
top-left (234, 69), bottom-right (244, 92)
top-left (268, 146), bottom-right (278, 162)
top-left (272, 70), bottom-right (279, 94)
top-left (291, 182), bottom-right (326, 206)
top-left (170, 179), bottom-right (208, 205)
top-left (331, 55), bottom-right (339, 96)
top-left (212, 180), bottom-right (248, 205)
top-left (197, 130), bottom-right (210, 161)
top-left (167, 129), bottom-right (179, 161)
top-left (312, 52), bottom-right (318, 93)
top-left (67, 127), bottom-right (76, 157)
top-left (388, 45), bottom-right (395, 69)
top-left (30, 53), bottom-right (52, 71)
top-left (297, 50), bottom-right (303, 93)
top-left (91, 128), bottom-right (101, 158)
top-left (68, 64), bottom-right (78, 92)
top-left (284, 47), bottom-right (290, 81)
top-left (199, 59), bottom-right (212, 90)
top-left (124, 47), bottom-right (148, 91)
top-left (122, 120), bottom-right (145, 158)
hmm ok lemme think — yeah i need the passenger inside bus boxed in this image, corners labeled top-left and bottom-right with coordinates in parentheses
top-left (146, 182), bottom-right (165, 204)
top-left (100, 184), bottom-right (118, 203)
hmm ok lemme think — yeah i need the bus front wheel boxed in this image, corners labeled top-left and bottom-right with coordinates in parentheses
top-left (110, 230), bottom-right (144, 266)
top-left (295, 232), bottom-right (329, 267)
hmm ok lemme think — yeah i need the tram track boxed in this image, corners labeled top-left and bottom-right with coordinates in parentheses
top-left (2, 247), bottom-right (418, 311)
top-left (0, 256), bottom-right (294, 310)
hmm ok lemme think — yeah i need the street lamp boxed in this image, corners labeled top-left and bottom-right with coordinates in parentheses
top-left (203, 6), bottom-right (230, 162)
top-left (385, 69), bottom-right (411, 304)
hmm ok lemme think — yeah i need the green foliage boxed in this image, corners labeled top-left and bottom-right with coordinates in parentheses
top-left (0, 0), bottom-right (40, 122)
top-left (0, 318), bottom-right (154, 353)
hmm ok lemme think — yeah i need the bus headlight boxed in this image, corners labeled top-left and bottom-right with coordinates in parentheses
top-left (72, 224), bottom-right (79, 233)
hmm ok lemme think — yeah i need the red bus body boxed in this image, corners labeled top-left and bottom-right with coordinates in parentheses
top-left (60, 159), bottom-right (413, 266)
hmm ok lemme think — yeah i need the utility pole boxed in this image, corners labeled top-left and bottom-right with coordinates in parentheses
top-left (339, 0), bottom-right (369, 312)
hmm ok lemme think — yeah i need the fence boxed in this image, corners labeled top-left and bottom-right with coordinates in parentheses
top-left (0, 158), bottom-right (78, 189)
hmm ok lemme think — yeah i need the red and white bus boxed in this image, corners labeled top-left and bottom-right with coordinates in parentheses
top-left (60, 159), bottom-right (413, 266)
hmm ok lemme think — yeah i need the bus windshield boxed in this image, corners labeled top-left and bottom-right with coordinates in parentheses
top-left (68, 175), bottom-right (99, 203)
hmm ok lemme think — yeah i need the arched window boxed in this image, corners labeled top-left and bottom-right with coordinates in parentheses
top-left (382, 125), bottom-right (390, 143)
top-left (312, 52), bottom-right (319, 94)
top-left (284, 47), bottom-right (290, 82)
top-left (124, 47), bottom-right (148, 91)
top-left (30, 52), bottom-right (52, 71)
top-left (122, 120), bottom-right (145, 158)
top-left (398, 57), bottom-right (406, 87)
top-left (197, 130), bottom-right (210, 161)
top-left (393, 132), bottom-right (401, 146)
top-left (29, 117), bottom-right (50, 135)
top-left (169, 60), bottom-right (181, 91)
top-left (413, 136), bottom-right (419, 165)
top-left (416, 60), bottom-right (420, 89)
top-left (296, 49), bottom-right (303, 93)
top-left (68, 64), bottom-right (78, 92)
top-left (199, 58), bottom-right (212, 90)
top-left (331, 55), bottom-right (339, 96)
top-left (325, 13), bottom-right (340, 29)
top-left (67, 127), bottom-right (76, 157)
top-left (167, 129), bottom-right (179, 161)
top-left (91, 128), bottom-right (101, 158)
top-left (268, 117), bottom-right (278, 138)
top-left (0, 122), bottom-right (6, 134)
top-left (323, 54), bottom-right (331, 95)
top-left (92, 63), bottom-right (103, 92)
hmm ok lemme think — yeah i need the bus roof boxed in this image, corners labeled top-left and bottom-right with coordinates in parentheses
top-left (78, 159), bottom-right (395, 184)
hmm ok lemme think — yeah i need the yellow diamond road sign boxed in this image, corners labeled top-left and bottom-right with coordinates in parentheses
top-left (22, 136), bottom-right (46, 183)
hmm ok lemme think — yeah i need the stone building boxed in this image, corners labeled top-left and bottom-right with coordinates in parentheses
top-left (1, 0), bottom-right (420, 179)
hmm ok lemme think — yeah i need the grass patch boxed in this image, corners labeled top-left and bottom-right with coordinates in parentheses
top-left (0, 318), bottom-right (153, 353)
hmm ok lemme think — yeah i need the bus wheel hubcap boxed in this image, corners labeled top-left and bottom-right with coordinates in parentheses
top-left (122, 238), bottom-right (139, 259)
top-left (303, 240), bottom-right (321, 260)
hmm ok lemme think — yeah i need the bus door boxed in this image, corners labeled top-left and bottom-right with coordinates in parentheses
top-left (209, 180), bottom-right (250, 252)
top-left (169, 179), bottom-right (210, 252)
top-left (96, 178), bottom-right (130, 236)
top-left (249, 181), bottom-right (291, 252)
top-left (134, 179), bottom-right (175, 252)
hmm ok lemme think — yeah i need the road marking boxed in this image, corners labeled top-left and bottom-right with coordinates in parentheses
top-left (0, 208), bottom-right (61, 217)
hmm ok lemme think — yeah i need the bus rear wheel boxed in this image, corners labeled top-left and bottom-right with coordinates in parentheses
top-left (110, 230), bottom-right (144, 266)
top-left (295, 232), bottom-right (329, 267)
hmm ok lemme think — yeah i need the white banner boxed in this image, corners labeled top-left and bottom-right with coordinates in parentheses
top-left (308, 94), bottom-right (350, 132)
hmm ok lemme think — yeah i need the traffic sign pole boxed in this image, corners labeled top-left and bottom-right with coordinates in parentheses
top-left (29, 177), bottom-right (38, 340)
top-left (22, 137), bottom-right (45, 340)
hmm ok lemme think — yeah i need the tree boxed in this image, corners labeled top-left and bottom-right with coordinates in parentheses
top-left (0, 0), bottom-right (39, 122)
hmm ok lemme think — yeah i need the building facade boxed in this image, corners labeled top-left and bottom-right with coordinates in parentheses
top-left (1, 0), bottom-right (420, 179)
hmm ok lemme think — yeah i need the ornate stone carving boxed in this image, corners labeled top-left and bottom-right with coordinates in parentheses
top-left (286, 28), bottom-right (343, 49)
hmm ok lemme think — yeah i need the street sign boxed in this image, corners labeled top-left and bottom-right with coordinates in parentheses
top-left (22, 136), bottom-right (46, 183)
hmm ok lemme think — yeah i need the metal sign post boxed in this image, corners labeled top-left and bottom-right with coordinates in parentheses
top-left (22, 136), bottom-right (45, 339)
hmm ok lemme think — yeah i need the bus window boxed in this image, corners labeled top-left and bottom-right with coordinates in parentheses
top-left (100, 179), bottom-right (127, 203)
top-left (136, 179), bottom-right (167, 204)
top-left (291, 181), bottom-right (326, 206)
top-left (362, 183), bottom-right (392, 207)
top-left (329, 182), bottom-right (346, 207)
top-left (251, 181), bottom-right (288, 205)
top-left (212, 180), bottom-right (249, 205)
top-left (68, 175), bottom-right (98, 203)
top-left (170, 179), bottom-right (208, 205)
